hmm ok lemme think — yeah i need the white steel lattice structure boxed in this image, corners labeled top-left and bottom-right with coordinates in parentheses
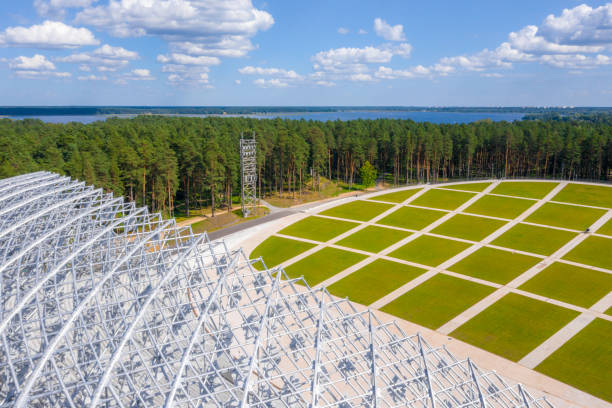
top-left (0, 171), bottom-right (554, 407)
top-left (240, 134), bottom-right (257, 218)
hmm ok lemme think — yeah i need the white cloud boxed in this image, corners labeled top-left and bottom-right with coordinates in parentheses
top-left (481, 72), bottom-right (503, 78)
top-left (75, 0), bottom-right (272, 61)
top-left (78, 64), bottom-right (90, 71)
top-left (78, 74), bottom-right (107, 80)
top-left (131, 68), bottom-right (153, 79)
top-left (238, 66), bottom-right (302, 79)
top-left (254, 78), bottom-right (288, 88)
top-left (539, 4), bottom-right (612, 46)
top-left (338, 27), bottom-right (349, 35)
top-left (9, 55), bottom-right (55, 71)
top-left (349, 73), bottom-right (374, 82)
top-left (157, 53), bottom-right (220, 66)
top-left (57, 52), bottom-right (130, 71)
top-left (235, 79), bottom-right (241, 84)
top-left (374, 18), bottom-right (405, 41)
top-left (0, 20), bottom-right (98, 48)
top-left (15, 70), bottom-right (71, 79)
top-left (358, 29), bottom-right (368, 35)
top-left (94, 44), bottom-right (139, 59)
top-left (316, 80), bottom-right (335, 87)
top-left (394, 43), bottom-right (412, 58)
top-left (313, 46), bottom-right (394, 69)
top-left (34, 0), bottom-right (97, 18)
top-left (508, 25), bottom-right (603, 54)
top-left (540, 53), bottom-right (611, 68)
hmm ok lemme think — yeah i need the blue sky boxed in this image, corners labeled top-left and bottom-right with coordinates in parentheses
top-left (0, 0), bottom-right (611, 106)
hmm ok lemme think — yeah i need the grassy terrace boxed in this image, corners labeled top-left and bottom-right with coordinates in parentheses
top-left (451, 293), bottom-right (579, 361)
top-left (553, 183), bottom-right (612, 208)
top-left (492, 223), bottom-right (577, 256)
top-left (336, 225), bottom-right (410, 253)
top-left (438, 182), bottom-right (492, 192)
top-left (284, 247), bottom-right (367, 286)
top-left (519, 262), bottom-right (612, 308)
top-left (370, 188), bottom-right (421, 203)
top-left (563, 235), bottom-right (612, 270)
top-left (389, 235), bottom-right (471, 266)
top-left (250, 236), bottom-right (315, 270)
top-left (431, 214), bottom-right (507, 241)
top-left (525, 202), bottom-right (605, 230)
top-left (328, 259), bottom-right (425, 305)
top-left (319, 200), bottom-right (393, 221)
top-left (411, 188), bottom-right (475, 210)
top-left (279, 216), bottom-right (358, 242)
top-left (381, 274), bottom-right (495, 329)
top-left (465, 194), bottom-right (533, 219)
top-left (536, 318), bottom-right (612, 402)
top-left (449, 247), bottom-right (540, 284)
top-left (378, 206), bottom-right (446, 230)
top-left (491, 181), bottom-right (558, 199)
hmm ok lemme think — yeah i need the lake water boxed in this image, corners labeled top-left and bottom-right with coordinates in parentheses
top-left (4, 110), bottom-right (525, 124)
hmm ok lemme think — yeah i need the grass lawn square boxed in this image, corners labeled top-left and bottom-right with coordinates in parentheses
top-left (525, 202), bottom-right (606, 231)
top-left (491, 181), bottom-right (559, 199)
top-left (432, 214), bottom-right (507, 241)
top-left (378, 206), bottom-right (446, 230)
top-left (328, 259), bottom-right (426, 305)
top-left (380, 274), bottom-right (495, 329)
top-left (251, 236), bottom-right (316, 270)
top-left (562, 236), bottom-right (612, 270)
top-left (464, 194), bottom-right (534, 219)
top-left (284, 247), bottom-right (367, 286)
top-left (606, 306), bottom-right (612, 316)
top-left (492, 223), bottom-right (577, 256)
top-left (536, 318), bottom-right (612, 403)
top-left (411, 188), bottom-right (476, 211)
top-left (389, 235), bottom-right (471, 266)
top-left (449, 247), bottom-right (540, 284)
top-left (519, 262), bottom-right (612, 308)
top-left (440, 182), bottom-right (492, 192)
top-left (279, 216), bottom-right (359, 242)
top-left (598, 219), bottom-right (612, 236)
top-left (319, 200), bottom-right (393, 222)
top-left (336, 225), bottom-right (410, 253)
top-left (451, 293), bottom-right (579, 361)
top-left (553, 183), bottom-right (612, 208)
top-left (370, 188), bottom-right (422, 203)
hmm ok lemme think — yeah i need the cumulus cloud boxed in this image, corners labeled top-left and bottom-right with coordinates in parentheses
top-left (238, 66), bottom-right (302, 79)
top-left (75, 0), bottom-right (272, 63)
top-left (313, 46), bottom-right (394, 69)
top-left (34, 0), bottom-right (97, 18)
top-left (539, 4), bottom-right (612, 46)
top-left (94, 44), bottom-right (139, 59)
top-left (358, 29), bottom-right (368, 35)
top-left (78, 74), bottom-right (107, 80)
top-left (9, 54), bottom-right (55, 71)
top-left (15, 70), bottom-right (71, 79)
top-left (157, 53), bottom-right (221, 66)
top-left (124, 68), bottom-right (154, 80)
top-left (253, 78), bottom-right (289, 88)
top-left (337, 27), bottom-right (349, 35)
top-left (57, 52), bottom-right (130, 71)
top-left (0, 20), bottom-right (98, 48)
top-left (374, 18), bottom-right (406, 41)
top-left (508, 25), bottom-right (603, 54)
top-left (316, 80), bottom-right (336, 87)
top-left (349, 73), bottom-right (374, 81)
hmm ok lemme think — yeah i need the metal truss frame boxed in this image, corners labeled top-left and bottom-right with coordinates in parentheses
top-left (0, 172), bottom-right (554, 407)
top-left (240, 135), bottom-right (257, 218)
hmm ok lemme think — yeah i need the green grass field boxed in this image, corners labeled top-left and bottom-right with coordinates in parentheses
top-left (370, 188), bottom-right (422, 203)
top-left (381, 274), bottom-right (495, 329)
top-left (465, 194), bottom-right (534, 219)
top-left (411, 188), bottom-right (476, 210)
top-left (598, 219), bottom-right (612, 236)
top-left (449, 247), bottom-right (540, 284)
top-left (553, 183), bottom-right (612, 208)
top-left (519, 262), bottom-right (612, 308)
top-left (319, 200), bottom-right (393, 221)
top-left (431, 214), bottom-right (507, 241)
top-left (536, 318), bottom-right (612, 403)
top-left (492, 223), bottom-right (577, 256)
top-left (378, 206), bottom-right (446, 230)
top-left (439, 182), bottom-right (492, 192)
top-left (525, 202), bottom-right (605, 231)
top-left (451, 293), bottom-right (580, 361)
top-left (389, 235), bottom-right (471, 266)
top-left (336, 225), bottom-right (410, 253)
top-left (250, 236), bottom-right (316, 270)
top-left (491, 181), bottom-right (558, 199)
top-left (279, 216), bottom-right (359, 242)
top-left (284, 247), bottom-right (367, 286)
top-left (327, 259), bottom-right (425, 305)
top-left (562, 236), bottom-right (612, 270)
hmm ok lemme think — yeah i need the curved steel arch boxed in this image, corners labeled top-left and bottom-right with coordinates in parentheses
top-left (0, 173), bottom-right (555, 408)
